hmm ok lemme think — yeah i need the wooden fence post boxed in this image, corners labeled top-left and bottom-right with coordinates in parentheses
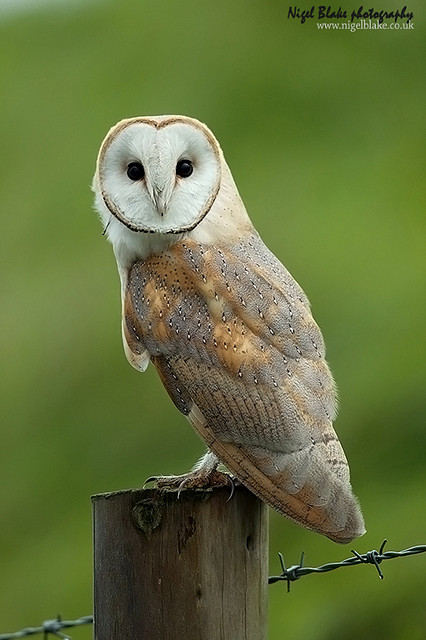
top-left (92, 485), bottom-right (268, 640)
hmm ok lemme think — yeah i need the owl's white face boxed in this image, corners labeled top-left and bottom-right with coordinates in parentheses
top-left (94, 116), bottom-right (221, 234)
top-left (93, 115), bottom-right (254, 285)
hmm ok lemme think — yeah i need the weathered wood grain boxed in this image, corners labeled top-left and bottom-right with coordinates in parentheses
top-left (92, 486), bottom-right (268, 640)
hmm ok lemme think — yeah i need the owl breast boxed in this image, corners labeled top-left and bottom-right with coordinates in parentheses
top-left (124, 233), bottom-right (337, 434)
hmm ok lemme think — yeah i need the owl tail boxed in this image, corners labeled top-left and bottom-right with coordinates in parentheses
top-left (215, 437), bottom-right (365, 543)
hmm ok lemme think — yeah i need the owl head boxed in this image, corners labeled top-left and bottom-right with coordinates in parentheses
top-left (92, 116), bottom-right (252, 267)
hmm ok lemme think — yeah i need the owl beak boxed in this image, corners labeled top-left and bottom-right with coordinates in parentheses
top-left (151, 187), bottom-right (168, 218)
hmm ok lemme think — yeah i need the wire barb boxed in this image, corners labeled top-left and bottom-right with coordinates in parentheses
top-left (351, 538), bottom-right (388, 579)
top-left (268, 541), bottom-right (426, 589)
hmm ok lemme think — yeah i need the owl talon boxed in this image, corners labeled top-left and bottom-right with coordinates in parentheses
top-left (143, 475), bottom-right (160, 488)
top-left (225, 475), bottom-right (243, 502)
top-left (143, 474), bottom-right (185, 489)
top-left (176, 477), bottom-right (192, 499)
top-left (226, 476), bottom-right (235, 502)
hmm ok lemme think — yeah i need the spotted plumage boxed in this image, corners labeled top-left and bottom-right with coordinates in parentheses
top-left (93, 115), bottom-right (365, 543)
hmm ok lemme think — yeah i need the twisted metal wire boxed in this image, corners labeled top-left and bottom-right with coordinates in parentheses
top-left (0, 615), bottom-right (93, 640)
top-left (1, 541), bottom-right (425, 635)
top-left (268, 540), bottom-right (426, 591)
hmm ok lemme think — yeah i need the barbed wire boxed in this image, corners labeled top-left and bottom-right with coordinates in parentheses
top-left (269, 539), bottom-right (426, 591)
top-left (0, 615), bottom-right (93, 640)
top-left (1, 541), bottom-right (425, 636)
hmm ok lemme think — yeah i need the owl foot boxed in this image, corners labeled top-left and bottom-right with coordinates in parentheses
top-left (145, 469), bottom-right (235, 499)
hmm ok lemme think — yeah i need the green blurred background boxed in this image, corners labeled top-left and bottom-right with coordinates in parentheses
top-left (0, 0), bottom-right (424, 637)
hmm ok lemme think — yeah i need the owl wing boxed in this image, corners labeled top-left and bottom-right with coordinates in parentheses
top-left (123, 233), bottom-right (365, 543)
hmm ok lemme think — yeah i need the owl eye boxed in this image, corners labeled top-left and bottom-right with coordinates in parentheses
top-left (176, 159), bottom-right (193, 178)
top-left (127, 162), bottom-right (145, 181)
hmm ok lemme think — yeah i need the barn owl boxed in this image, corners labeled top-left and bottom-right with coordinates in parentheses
top-left (92, 115), bottom-right (365, 543)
